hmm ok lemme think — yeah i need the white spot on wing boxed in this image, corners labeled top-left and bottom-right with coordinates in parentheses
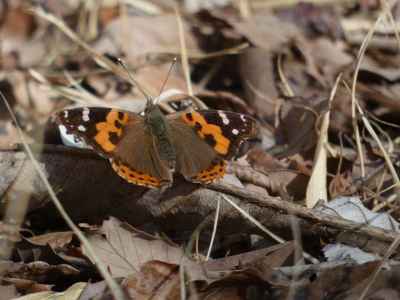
top-left (232, 129), bottom-right (239, 135)
top-left (63, 110), bottom-right (68, 118)
top-left (82, 108), bottom-right (90, 122)
top-left (58, 125), bottom-right (90, 149)
top-left (78, 125), bottom-right (86, 132)
top-left (218, 111), bottom-right (229, 125)
top-left (240, 114), bottom-right (246, 122)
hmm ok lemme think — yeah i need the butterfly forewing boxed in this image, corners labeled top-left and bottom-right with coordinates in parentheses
top-left (177, 110), bottom-right (258, 159)
top-left (56, 107), bottom-right (135, 157)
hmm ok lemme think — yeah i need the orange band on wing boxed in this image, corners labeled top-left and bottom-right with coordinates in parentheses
top-left (181, 112), bottom-right (230, 155)
top-left (111, 161), bottom-right (161, 188)
top-left (194, 160), bottom-right (226, 183)
top-left (94, 110), bottom-right (129, 152)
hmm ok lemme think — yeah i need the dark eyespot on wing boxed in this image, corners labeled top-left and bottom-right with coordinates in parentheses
top-left (108, 132), bottom-right (120, 145)
top-left (194, 122), bottom-right (202, 131)
top-left (114, 120), bottom-right (123, 129)
top-left (204, 134), bottom-right (217, 147)
top-left (185, 112), bottom-right (194, 121)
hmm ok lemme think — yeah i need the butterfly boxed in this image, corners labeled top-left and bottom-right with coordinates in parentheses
top-left (55, 100), bottom-right (258, 189)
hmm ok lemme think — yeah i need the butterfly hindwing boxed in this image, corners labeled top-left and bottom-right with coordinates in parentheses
top-left (112, 120), bottom-right (173, 188)
top-left (168, 118), bottom-right (222, 182)
top-left (192, 160), bottom-right (226, 184)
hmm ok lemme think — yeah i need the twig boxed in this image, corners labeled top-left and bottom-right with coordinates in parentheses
top-left (208, 182), bottom-right (399, 245)
top-left (277, 53), bottom-right (294, 97)
top-left (221, 195), bottom-right (319, 264)
top-left (174, 6), bottom-right (207, 110)
top-left (351, 15), bottom-right (381, 180)
top-left (122, 0), bottom-right (162, 15)
top-left (358, 1), bottom-right (400, 299)
top-left (175, 7), bottom-right (192, 97)
top-left (32, 7), bottom-right (156, 97)
top-left (206, 198), bottom-right (221, 260)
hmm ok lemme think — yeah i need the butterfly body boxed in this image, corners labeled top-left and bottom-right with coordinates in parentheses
top-left (144, 103), bottom-right (176, 166)
top-left (56, 101), bottom-right (258, 189)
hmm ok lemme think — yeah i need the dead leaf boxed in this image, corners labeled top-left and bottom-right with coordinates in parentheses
top-left (190, 242), bottom-right (294, 285)
top-left (275, 96), bottom-right (324, 157)
top-left (83, 217), bottom-right (185, 277)
top-left (123, 261), bottom-right (180, 300)
top-left (1, 3), bottom-right (36, 39)
top-left (238, 48), bottom-right (278, 119)
top-left (14, 282), bottom-right (86, 300)
top-left (305, 108), bottom-right (329, 208)
top-left (27, 231), bottom-right (73, 251)
top-left (276, 2), bottom-right (343, 39)
top-left (0, 284), bottom-right (19, 300)
top-left (1, 260), bottom-right (80, 292)
top-left (305, 74), bottom-right (341, 208)
top-left (226, 13), bottom-right (300, 52)
top-left (3, 278), bottom-right (51, 295)
top-left (77, 280), bottom-right (108, 300)
top-left (94, 15), bottom-right (201, 64)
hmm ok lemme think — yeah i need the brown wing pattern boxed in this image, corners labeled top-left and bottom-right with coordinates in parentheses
top-left (112, 121), bottom-right (173, 188)
top-left (168, 117), bottom-right (226, 183)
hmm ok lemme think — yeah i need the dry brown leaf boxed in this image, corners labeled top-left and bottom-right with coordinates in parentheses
top-left (227, 14), bottom-right (299, 52)
top-left (83, 217), bottom-right (185, 277)
top-left (239, 48), bottom-right (278, 119)
top-left (123, 261), bottom-right (180, 300)
top-left (94, 15), bottom-right (201, 64)
top-left (4, 277), bottom-right (52, 295)
top-left (14, 282), bottom-right (86, 300)
top-left (305, 73), bottom-right (342, 208)
top-left (27, 231), bottom-right (73, 250)
top-left (0, 284), bottom-right (19, 299)
top-left (276, 97), bottom-right (323, 157)
top-left (305, 109), bottom-right (329, 208)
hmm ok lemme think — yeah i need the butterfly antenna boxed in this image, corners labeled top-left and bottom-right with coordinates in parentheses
top-left (155, 57), bottom-right (177, 104)
top-left (117, 58), bottom-right (153, 105)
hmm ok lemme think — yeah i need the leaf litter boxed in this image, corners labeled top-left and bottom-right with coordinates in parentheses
top-left (1, 0), bottom-right (400, 299)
